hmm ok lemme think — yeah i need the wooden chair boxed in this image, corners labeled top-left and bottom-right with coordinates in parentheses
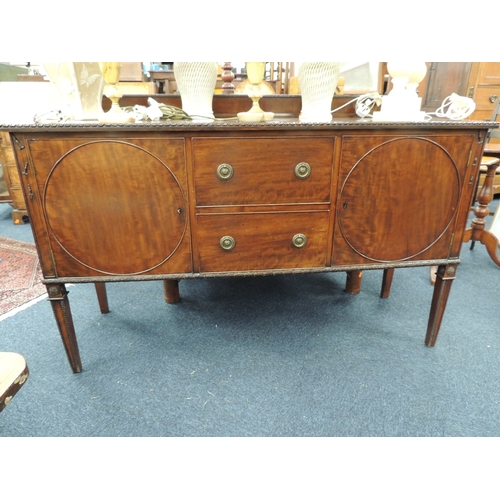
top-left (477, 99), bottom-right (500, 195)
top-left (476, 156), bottom-right (500, 197)
top-left (467, 105), bottom-right (500, 253)
top-left (429, 156), bottom-right (500, 284)
top-left (267, 63), bottom-right (292, 94)
top-left (483, 98), bottom-right (500, 159)
top-left (0, 352), bottom-right (29, 412)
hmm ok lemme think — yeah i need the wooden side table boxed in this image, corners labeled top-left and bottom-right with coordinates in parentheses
top-left (0, 352), bottom-right (29, 412)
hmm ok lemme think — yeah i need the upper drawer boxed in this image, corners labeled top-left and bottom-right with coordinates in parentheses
top-left (472, 86), bottom-right (500, 111)
top-left (192, 137), bottom-right (334, 206)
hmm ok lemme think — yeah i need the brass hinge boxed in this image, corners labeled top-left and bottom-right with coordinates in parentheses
top-left (448, 233), bottom-right (455, 257)
top-left (28, 156), bottom-right (36, 175)
top-left (11, 134), bottom-right (24, 150)
top-left (50, 248), bottom-right (57, 272)
top-left (467, 149), bottom-right (475, 168)
top-left (469, 86), bottom-right (475, 99)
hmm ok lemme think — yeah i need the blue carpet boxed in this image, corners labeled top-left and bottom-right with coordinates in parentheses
top-left (1, 201), bottom-right (499, 437)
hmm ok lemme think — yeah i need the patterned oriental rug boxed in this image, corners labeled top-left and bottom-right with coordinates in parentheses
top-left (0, 236), bottom-right (46, 320)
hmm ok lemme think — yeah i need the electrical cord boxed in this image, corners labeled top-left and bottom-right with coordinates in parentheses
top-left (127, 98), bottom-right (239, 122)
top-left (331, 92), bottom-right (382, 118)
top-left (32, 92), bottom-right (476, 124)
top-left (331, 91), bottom-right (476, 121)
top-left (33, 109), bottom-right (70, 124)
top-left (425, 93), bottom-right (476, 120)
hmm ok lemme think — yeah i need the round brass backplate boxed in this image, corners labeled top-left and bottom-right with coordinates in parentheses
top-left (220, 235), bottom-right (236, 251)
top-left (295, 162), bottom-right (311, 179)
top-left (292, 233), bottom-right (307, 248)
top-left (217, 163), bottom-right (234, 180)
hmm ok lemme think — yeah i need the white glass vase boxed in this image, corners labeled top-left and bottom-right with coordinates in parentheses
top-left (174, 62), bottom-right (218, 122)
top-left (298, 62), bottom-right (340, 122)
top-left (42, 62), bottom-right (105, 120)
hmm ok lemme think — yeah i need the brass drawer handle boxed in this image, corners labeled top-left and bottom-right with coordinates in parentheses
top-left (217, 163), bottom-right (234, 180)
top-left (490, 95), bottom-right (498, 103)
top-left (220, 235), bottom-right (236, 251)
top-left (295, 162), bottom-right (311, 179)
top-left (292, 233), bottom-right (307, 248)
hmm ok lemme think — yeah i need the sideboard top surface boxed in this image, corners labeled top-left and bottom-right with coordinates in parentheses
top-left (0, 117), bottom-right (497, 134)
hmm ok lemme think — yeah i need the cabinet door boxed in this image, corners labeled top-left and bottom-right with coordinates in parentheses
top-left (421, 63), bottom-right (472, 112)
top-left (25, 137), bottom-right (192, 277)
top-left (332, 134), bottom-right (475, 266)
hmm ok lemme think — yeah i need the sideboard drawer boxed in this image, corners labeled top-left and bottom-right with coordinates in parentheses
top-left (192, 137), bottom-right (334, 206)
top-left (196, 211), bottom-right (330, 272)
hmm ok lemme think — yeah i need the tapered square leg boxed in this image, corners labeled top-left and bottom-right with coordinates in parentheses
top-left (47, 284), bottom-right (82, 373)
top-left (380, 268), bottom-right (395, 298)
top-left (95, 282), bottom-right (109, 314)
top-left (425, 264), bottom-right (457, 347)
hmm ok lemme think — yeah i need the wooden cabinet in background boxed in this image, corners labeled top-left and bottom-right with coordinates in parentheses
top-left (420, 63), bottom-right (473, 112)
top-left (0, 131), bottom-right (28, 223)
top-left (468, 62), bottom-right (500, 128)
top-left (0, 131), bottom-right (13, 203)
top-left (420, 62), bottom-right (500, 136)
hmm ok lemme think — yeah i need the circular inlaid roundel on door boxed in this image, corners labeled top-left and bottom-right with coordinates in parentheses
top-left (337, 137), bottom-right (461, 262)
top-left (43, 140), bottom-right (187, 275)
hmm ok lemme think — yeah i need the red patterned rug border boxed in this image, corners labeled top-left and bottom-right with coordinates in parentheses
top-left (0, 236), bottom-right (46, 319)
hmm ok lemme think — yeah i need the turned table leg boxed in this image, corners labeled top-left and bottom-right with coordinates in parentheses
top-left (164, 279), bottom-right (180, 303)
top-left (345, 271), bottom-right (363, 294)
top-left (463, 159), bottom-right (500, 266)
top-left (95, 283), bottom-right (109, 314)
top-left (46, 284), bottom-right (82, 373)
top-left (425, 264), bottom-right (457, 347)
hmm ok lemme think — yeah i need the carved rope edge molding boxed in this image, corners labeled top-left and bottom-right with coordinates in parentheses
top-left (0, 120), bottom-right (496, 131)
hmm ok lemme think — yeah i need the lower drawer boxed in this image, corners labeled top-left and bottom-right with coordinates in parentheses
top-left (196, 211), bottom-right (330, 273)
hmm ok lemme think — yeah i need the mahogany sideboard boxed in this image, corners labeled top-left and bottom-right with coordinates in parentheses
top-left (1, 118), bottom-right (494, 373)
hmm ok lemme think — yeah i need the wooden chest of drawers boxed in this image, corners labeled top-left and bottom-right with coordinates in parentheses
top-left (0, 131), bottom-right (28, 223)
top-left (2, 118), bottom-right (493, 373)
